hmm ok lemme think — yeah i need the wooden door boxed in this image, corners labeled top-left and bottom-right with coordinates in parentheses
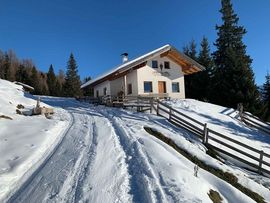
top-left (158, 81), bottom-right (166, 93)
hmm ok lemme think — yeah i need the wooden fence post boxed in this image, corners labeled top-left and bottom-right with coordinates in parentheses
top-left (137, 97), bottom-right (139, 112)
top-left (169, 107), bottom-right (172, 120)
top-left (150, 98), bottom-right (153, 114)
top-left (258, 150), bottom-right (264, 172)
top-left (203, 123), bottom-right (208, 144)
top-left (157, 100), bottom-right (160, 116)
top-left (237, 103), bottom-right (244, 121)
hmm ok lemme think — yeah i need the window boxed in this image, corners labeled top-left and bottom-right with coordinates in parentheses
top-left (127, 84), bottom-right (132, 95)
top-left (172, 82), bottom-right (180, 93)
top-left (144, 81), bottom-right (153, 93)
top-left (164, 61), bottom-right (170, 69)
top-left (103, 87), bottom-right (107, 95)
top-left (152, 60), bottom-right (158, 68)
top-left (96, 90), bottom-right (99, 97)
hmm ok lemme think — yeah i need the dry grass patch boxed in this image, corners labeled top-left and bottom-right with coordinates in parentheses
top-left (208, 189), bottom-right (223, 203)
top-left (16, 104), bottom-right (25, 109)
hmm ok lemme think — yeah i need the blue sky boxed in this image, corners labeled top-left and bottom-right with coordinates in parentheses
top-left (0, 0), bottom-right (269, 85)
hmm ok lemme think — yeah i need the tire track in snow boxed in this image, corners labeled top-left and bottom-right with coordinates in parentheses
top-left (56, 114), bottom-right (97, 202)
top-left (75, 114), bottom-right (132, 203)
top-left (6, 112), bottom-right (75, 203)
top-left (98, 107), bottom-right (168, 203)
top-left (7, 110), bottom-right (95, 203)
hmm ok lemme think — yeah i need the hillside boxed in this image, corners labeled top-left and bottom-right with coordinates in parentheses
top-left (0, 79), bottom-right (70, 201)
top-left (0, 79), bottom-right (269, 202)
top-left (165, 99), bottom-right (270, 167)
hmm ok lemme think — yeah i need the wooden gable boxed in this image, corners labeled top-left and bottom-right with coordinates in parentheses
top-left (160, 49), bottom-right (203, 75)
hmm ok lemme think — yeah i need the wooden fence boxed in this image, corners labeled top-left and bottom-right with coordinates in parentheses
top-left (80, 95), bottom-right (270, 175)
top-left (242, 112), bottom-right (270, 135)
top-left (152, 99), bottom-right (270, 176)
top-left (101, 95), bottom-right (153, 112)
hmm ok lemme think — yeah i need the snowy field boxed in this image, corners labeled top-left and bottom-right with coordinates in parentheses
top-left (0, 79), bottom-right (270, 202)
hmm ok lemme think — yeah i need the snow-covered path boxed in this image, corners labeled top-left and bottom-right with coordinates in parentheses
top-left (5, 97), bottom-right (264, 203)
top-left (7, 99), bottom-right (132, 203)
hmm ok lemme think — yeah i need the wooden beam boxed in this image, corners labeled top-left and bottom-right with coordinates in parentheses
top-left (165, 50), bottom-right (202, 75)
top-left (110, 62), bottom-right (147, 81)
top-left (160, 51), bottom-right (170, 58)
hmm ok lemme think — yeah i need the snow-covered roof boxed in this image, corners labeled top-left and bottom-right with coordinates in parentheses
top-left (81, 44), bottom-right (205, 88)
top-left (13, 81), bottom-right (34, 91)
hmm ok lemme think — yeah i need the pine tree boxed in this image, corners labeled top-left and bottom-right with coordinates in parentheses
top-left (16, 64), bottom-right (24, 82)
top-left (212, 0), bottom-right (260, 112)
top-left (55, 79), bottom-right (62, 96)
top-left (262, 73), bottom-right (270, 102)
top-left (30, 66), bottom-right (41, 94)
top-left (47, 64), bottom-right (57, 96)
top-left (183, 40), bottom-right (198, 98)
top-left (56, 69), bottom-right (65, 96)
top-left (40, 73), bottom-right (49, 95)
top-left (82, 76), bottom-right (91, 84)
top-left (3, 53), bottom-right (11, 80)
top-left (195, 37), bottom-right (214, 101)
top-left (262, 73), bottom-right (270, 121)
top-left (183, 40), bottom-right (197, 60)
top-left (0, 50), bottom-right (5, 79)
top-left (63, 53), bottom-right (82, 97)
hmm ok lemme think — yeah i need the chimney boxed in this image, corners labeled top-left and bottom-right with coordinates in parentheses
top-left (121, 53), bottom-right (128, 63)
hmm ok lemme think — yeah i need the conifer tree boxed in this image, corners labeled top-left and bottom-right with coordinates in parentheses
top-left (30, 66), bottom-right (42, 94)
top-left (183, 40), bottom-right (197, 60)
top-left (195, 37), bottom-right (214, 100)
top-left (262, 73), bottom-right (270, 102)
top-left (212, 0), bottom-right (260, 112)
top-left (63, 53), bottom-right (82, 97)
top-left (82, 76), bottom-right (91, 84)
top-left (47, 64), bottom-right (57, 96)
top-left (262, 73), bottom-right (270, 121)
top-left (0, 51), bottom-right (5, 79)
top-left (183, 40), bottom-right (198, 98)
top-left (55, 79), bottom-right (62, 96)
top-left (3, 54), bottom-right (11, 80)
top-left (15, 64), bottom-right (24, 82)
top-left (40, 73), bottom-right (49, 95)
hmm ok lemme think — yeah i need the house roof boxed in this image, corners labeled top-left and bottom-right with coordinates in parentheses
top-left (13, 81), bottom-right (35, 91)
top-left (81, 44), bottom-right (205, 88)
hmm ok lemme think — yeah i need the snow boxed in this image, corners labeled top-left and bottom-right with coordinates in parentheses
top-left (1, 79), bottom-right (270, 202)
top-left (164, 99), bottom-right (270, 172)
top-left (0, 79), bottom-right (70, 201)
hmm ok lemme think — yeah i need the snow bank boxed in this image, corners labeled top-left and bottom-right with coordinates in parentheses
top-left (0, 79), bottom-right (70, 201)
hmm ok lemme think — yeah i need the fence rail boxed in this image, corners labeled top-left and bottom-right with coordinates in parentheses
top-left (241, 113), bottom-right (270, 135)
top-left (153, 99), bottom-right (270, 176)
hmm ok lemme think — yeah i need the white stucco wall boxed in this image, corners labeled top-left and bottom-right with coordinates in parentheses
top-left (110, 77), bottom-right (124, 96)
top-left (92, 55), bottom-right (185, 98)
top-left (126, 70), bottom-right (138, 96)
top-left (94, 80), bottom-right (111, 97)
top-left (137, 55), bottom-right (185, 98)
top-left (105, 70), bottom-right (139, 97)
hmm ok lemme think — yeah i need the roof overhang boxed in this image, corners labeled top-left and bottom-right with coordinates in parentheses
top-left (160, 47), bottom-right (205, 75)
